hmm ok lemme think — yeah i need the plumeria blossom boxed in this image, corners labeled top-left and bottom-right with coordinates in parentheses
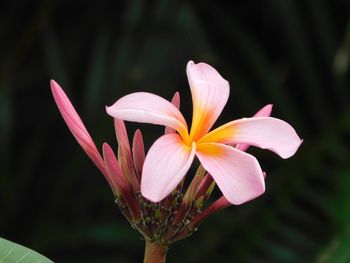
top-left (107, 61), bottom-right (302, 205)
top-left (51, 64), bottom-right (302, 261)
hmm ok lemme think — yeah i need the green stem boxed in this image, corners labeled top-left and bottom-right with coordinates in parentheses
top-left (143, 240), bottom-right (168, 263)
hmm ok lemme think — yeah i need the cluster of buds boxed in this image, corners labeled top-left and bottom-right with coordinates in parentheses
top-left (107, 118), bottom-right (220, 244)
top-left (51, 80), bottom-right (230, 245)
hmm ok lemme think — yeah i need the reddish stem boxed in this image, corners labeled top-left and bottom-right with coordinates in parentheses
top-left (143, 240), bottom-right (168, 263)
top-left (190, 196), bottom-right (231, 229)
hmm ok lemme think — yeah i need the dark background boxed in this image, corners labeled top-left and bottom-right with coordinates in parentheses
top-left (1, 0), bottom-right (350, 262)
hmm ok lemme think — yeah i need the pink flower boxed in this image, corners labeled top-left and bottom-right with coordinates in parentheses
top-left (107, 61), bottom-right (302, 205)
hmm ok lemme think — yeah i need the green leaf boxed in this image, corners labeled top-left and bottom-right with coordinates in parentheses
top-left (0, 237), bottom-right (54, 263)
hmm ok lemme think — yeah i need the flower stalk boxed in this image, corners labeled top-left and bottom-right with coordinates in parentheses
top-left (144, 240), bottom-right (168, 263)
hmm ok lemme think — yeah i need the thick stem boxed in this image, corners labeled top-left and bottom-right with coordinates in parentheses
top-left (143, 240), bottom-right (168, 263)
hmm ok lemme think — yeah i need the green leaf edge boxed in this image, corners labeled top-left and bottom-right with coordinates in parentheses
top-left (0, 237), bottom-right (54, 263)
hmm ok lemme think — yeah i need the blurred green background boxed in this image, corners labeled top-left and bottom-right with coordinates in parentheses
top-left (1, 0), bottom-right (350, 262)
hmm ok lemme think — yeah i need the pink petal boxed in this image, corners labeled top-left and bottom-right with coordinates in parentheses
top-left (196, 143), bottom-right (265, 205)
top-left (102, 143), bottom-right (129, 195)
top-left (165, 91), bottom-right (180, 135)
top-left (199, 117), bottom-right (302, 159)
top-left (141, 134), bottom-right (196, 202)
top-left (186, 61), bottom-right (230, 141)
top-left (50, 80), bottom-right (105, 173)
top-left (106, 92), bottom-right (188, 140)
top-left (236, 104), bottom-right (273, 152)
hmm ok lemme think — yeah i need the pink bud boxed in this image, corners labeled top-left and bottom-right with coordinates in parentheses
top-left (50, 80), bottom-right (105, 173)
top-left (132, 129), bottom-right (145, 179)
top-left (114, 119), bottom-right (131, 155)
top-left (102, 143), bottom-right (129, 196)
top-left (114, 119), bottom-right (140, 191)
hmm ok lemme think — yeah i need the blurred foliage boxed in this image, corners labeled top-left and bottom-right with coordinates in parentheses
top-left (0, 0), bottom-right (350, 262)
